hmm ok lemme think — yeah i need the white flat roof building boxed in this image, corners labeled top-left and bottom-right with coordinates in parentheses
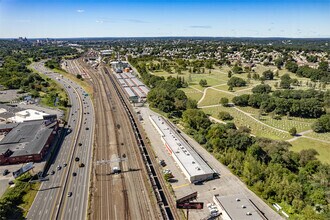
top-left (213, 195), bottom-right (265, 220)
top-left (123, 87), bottom-right (137, 98)
top-left (115, 74), bottom-right (122, 79)
top-left (139, 86), bottom-right (150, 95)
top-left (118, 79), bottom-right (128, 87)
top-left (124, 78), bottom-right (135, 87)
top-left (8, 109), bottom-right (48, 123)
top-left (131, 77), bottom-right (144, 86)
top-left (131, 87), bottom-right (146, 99)
top-left (150, 115), bottom-right (214, 183)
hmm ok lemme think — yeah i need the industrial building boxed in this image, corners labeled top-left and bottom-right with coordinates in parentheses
top-left (113, 70), bottom-right (150, 103)
top-left (8, 109), bottom-right (49, 123)
top-left (213, 195), bottom-right (265, 220)
top-left (150, 115), bottom-right (215, 183)
top-left (0, 119), bottom-right (58, 165)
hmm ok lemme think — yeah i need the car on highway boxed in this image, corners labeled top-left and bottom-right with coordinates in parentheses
top-left (79, 163), bottom-right (85, 168)
top-left (159, 160), bottom-right (166, 167)
top-left (75, 157), bottom-right (80, 162)
top-left (57, 165), bottom-right (62, 170)
top-left (85, 127), bottom-right (89, 130)
top-left (8, 180), bottom-right (14, 185)
top-left (2, 169), bottom-right (10, 176)
top-left (50, 170), bottom-right (55, 175)
top-left (72, 172), bottom-right (77, 177)
top-left (67, 192), bottom-right (73, 197)
top-left (78, 143), bottom-right (82, 146)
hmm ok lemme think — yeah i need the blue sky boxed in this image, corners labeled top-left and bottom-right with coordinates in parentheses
top-left (0, 0), bottom-right (329, 38)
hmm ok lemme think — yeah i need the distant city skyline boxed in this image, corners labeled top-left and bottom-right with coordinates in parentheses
top-left (0, 0), bottom-right (329, 38)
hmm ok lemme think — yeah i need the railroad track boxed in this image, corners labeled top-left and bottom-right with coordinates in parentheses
top-left (74, 58), bottom-right (156, 220)
top-left (103, 66), bottom-right (180, 220)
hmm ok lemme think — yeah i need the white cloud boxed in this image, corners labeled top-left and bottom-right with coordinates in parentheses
top-left (77, 9), bottom-right (85, 13)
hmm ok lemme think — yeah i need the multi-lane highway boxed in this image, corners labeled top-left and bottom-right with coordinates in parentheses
top-left (27, 62), bottom-right (94, 220)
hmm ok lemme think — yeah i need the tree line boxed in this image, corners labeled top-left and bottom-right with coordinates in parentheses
top-left (232, 88), bottom-right (328, 119)
top-left (182, 109), bottom-right (330, 219)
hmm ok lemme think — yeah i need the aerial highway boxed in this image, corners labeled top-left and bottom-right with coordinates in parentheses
top-left (26, 61), bottom-right (94, 220)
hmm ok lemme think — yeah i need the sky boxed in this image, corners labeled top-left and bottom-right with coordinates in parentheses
top-left (0, 0), bottom-right (329, 38)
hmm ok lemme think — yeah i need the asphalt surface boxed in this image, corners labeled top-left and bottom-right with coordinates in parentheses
top-left (26, 62), bottom-right (94, 220)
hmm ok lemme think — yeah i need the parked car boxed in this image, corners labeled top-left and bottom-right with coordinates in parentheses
top-left (57, 165), bottom-right (62, 171)
top-left (67, 192), bottom-right (73, 197)
top-left (79, 163), bottom-right (85, 168)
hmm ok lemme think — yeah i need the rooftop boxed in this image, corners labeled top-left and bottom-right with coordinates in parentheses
top-left (0, 120), bottom-right (54, 157)
top-left (8, 109), bottom-right (48, 123)
top-left (150, 115), bottom-right (214, 178)
top-left (214, 194), bottom-right (264, 220)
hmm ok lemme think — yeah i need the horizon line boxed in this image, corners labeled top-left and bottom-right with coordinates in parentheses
top-left (1, 36), bottom-right (330, 40)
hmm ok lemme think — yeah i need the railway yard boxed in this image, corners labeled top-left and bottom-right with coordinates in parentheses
top-left (61, 56), bottom-right (284, 220)
top-left (64, 58), bottom-right (179, 220)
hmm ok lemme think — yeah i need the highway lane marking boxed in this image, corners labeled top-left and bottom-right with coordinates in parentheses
top-left (173, 183), bottom-right (190, 190)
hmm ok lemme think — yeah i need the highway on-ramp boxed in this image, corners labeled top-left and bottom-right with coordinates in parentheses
top-left (26, 62), bottom-right (94, 220)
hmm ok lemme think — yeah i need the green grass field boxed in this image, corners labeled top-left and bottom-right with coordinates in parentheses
top-left (202, 106), bottom-right (291, 140)
top-left (198, 88), bottom-right (236, 106)
top-left (180, 87), bottom-right (203, 101)
top-left (290, 138), bottom-right (330, 164)
top-left (147, 60), bottom-right (330, 155)
top-left (304, 132), bottom-right (330, 142)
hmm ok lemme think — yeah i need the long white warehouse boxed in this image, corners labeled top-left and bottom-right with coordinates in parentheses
top-left (150, 115), bottom-right (215, 183)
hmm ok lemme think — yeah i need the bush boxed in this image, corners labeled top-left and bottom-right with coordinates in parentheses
top-left (289, 127), bottom-right (297, 136)
top-left (220, 97), bottom-right (229, 107)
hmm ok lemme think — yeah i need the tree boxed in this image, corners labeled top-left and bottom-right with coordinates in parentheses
top-left (280, 74), bottom-right (292, 89)
top-left (220, 97), bottom-right (229, 107)
top-left (227, 76), bottom-right (246, 87)
top-left (182, 109), bottom-right (211, 131)
top-left (218, 111), bottom-right (233, 120)
top-left (199, 79), bottom-right (207, 87)
top-left (252, 84), bottom-right (272, 94)
top-left (262, 70), bottom-right (274, 80)
top-left (186, 98), bottom-right (198, 109)
top-left (232, 65), bottom-right (243, 74)
top-left (318, 61), bottom-right (329, 72)
top-left (274, 58), bottom-right (284, 69)
top-left (286, 61), bottom-right (299, 73)
top-left (232, 94), bottom-right (250, 106)
top-left (312, 114), bottom-right (330, 133)
top-left (299, 149), bottom-right (318, 167)
top-left (228, 70), bottom-right (232, 78)
top-left (289, 127), bottom-right (297, 136)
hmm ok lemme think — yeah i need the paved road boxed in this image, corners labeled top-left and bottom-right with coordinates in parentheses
top-left (26, 62), bottom-right (94, 220)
